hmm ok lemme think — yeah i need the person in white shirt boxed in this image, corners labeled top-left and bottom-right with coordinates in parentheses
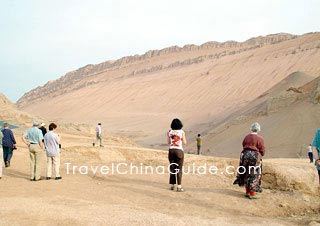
top-left (167, 118), bottom-right (187, 192)
top-left (93, 123), bottom-right (103, 147)
top-left (308, 144), bottom-right (314, 163)
top-left (44, 123), bottom-right (61, 180)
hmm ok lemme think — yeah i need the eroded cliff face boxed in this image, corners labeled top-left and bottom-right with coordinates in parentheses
top-left (0, 93), bottom-right (35, 125)
top-left (17, 33), bottom-right (299, 107)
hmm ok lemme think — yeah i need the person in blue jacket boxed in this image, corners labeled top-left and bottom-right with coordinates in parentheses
top-left (1, 122), bottom-right (17, 167)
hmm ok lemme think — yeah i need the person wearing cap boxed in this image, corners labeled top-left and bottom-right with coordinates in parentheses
top-left (39, 122), bottom-right (47, 142)
top-left (234, 122), bottom-right (265, 199)
top-left (44, 123), bottom-right (61, 180)
top-left (93, 123), bottom-right (103, 147)
top-left (22, 120), bottom-right (44, 181)
top-left (1, 122), bottom-right (17, 167)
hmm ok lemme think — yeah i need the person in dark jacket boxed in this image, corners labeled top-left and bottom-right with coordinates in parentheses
top-left (1, 123), bottom-right (17, 167)
top-left (39, 122), bottom-right (47, 142)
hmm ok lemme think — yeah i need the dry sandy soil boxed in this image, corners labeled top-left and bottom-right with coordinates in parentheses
top-left (0, 130), bottom-right (319, 226)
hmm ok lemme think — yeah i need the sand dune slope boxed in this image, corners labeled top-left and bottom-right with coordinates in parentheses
top-left (200, 74), bottom-right (320, 158)
top-left (17, 33), bottom-right (320, 155)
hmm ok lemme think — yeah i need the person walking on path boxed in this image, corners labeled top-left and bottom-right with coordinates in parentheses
top-left (22, 120), bottom-right (44, 181)
top-left (39, 122), bottom-right (47, 142)
top-left (308, 144), bottom-right (314, 163)
top-left (44, 123), bottom-right (62, 180)
top-left (0, 129), bottom-right (3, 179)
top-left (311, 128), bottom-right (320, 185)
top-left (196, 134), bottom-right (202, 155)
top-left (1, 122), bottom-right (17, 167)
top-left (93, 123), bottom-right (103, 147)
top-left (235, 123), bottom-right (265, 199)
top-left (167, 118), bottom-right (187, 192)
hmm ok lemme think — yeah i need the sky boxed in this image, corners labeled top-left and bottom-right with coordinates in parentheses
top-left (0, 0), bottom-right (319, 102)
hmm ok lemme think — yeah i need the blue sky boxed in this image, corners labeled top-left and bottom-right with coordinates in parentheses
top-left (0, 0), bottom-right (319, 102)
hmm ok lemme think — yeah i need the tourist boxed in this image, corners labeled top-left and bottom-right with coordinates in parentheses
top-left (93, 123), bottom-right (103, 147)
top-left (22, 120), bottom-right (44, 181)
top-left (311, 128), bottom-right (320, 185)
top-left (1, 122), bottom-right (17, 167)
top-left (0, 128), bottom-right (3, 179)
top-left (308, 144), bottom-right (314, 163)
top-left (44, 123), bottom-right (62, 180)
top-left (167, 118), bottom-right (187, 192)
top-left (236, 122), bottom-right (265, 199)
top-left (39, 122), bottom-right (47, 142)
top-left (196, 134), bottom-right (202, 155)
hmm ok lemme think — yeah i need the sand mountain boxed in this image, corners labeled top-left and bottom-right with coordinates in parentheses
top-left (17, 32), bottom-right (320, 156)
top-left (201, 73), bottom-right (320, 158)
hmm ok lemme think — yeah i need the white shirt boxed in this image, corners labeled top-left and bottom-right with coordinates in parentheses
top-left (44, 131), bottom-right (60, 157)
top-left (168, 129), bottom-right (184, 151)
top-left (96, 125), bottom-right (102, 135)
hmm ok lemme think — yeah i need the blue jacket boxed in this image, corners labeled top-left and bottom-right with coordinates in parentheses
top-left (1, 128), bottom-right (16, 149)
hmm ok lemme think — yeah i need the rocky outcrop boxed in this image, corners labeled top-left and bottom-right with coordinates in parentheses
top-left (0, 93), bottom-right (34, 125)
top-left (0, 93), bottom-right (15, 108)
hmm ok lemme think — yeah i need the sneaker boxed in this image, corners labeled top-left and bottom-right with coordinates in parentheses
top-left (34, 178), bottom-right (42, 181)
top-left (46, 177), bottom-right (51, 180)
top-left (170, 185), bottom-right (175, 190)
top-left (177, 188), bottom-right (184, 192)
top-left (247, 195), bottom-right (259, 199)
top-left (55, 177), bottom-right (62, 180)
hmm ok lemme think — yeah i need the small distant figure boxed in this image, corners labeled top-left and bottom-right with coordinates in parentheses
top-left (311, 128), bottom-right (320, 185)
top-left (44, 123), bottom-right (62, 180)
top-left (167, 118), bottom-right (187, 192)
top-left (1, 122), bottom-right (17, 167)
top-left (234, 122), bottom-right (265, 199)
top-left (308, 144), bottom-right (314, 163)
top-left (93, 123), bottom-right (103, 147)
top-left (39, 122), bottom-right (47, 142)
top-left (196, 134), bottom-right (202, 155)
top-left (22, 120), bottom-right (44, 181)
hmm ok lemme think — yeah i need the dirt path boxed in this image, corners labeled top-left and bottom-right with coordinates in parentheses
top-left (0, 142), bottom-right (319, 226)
